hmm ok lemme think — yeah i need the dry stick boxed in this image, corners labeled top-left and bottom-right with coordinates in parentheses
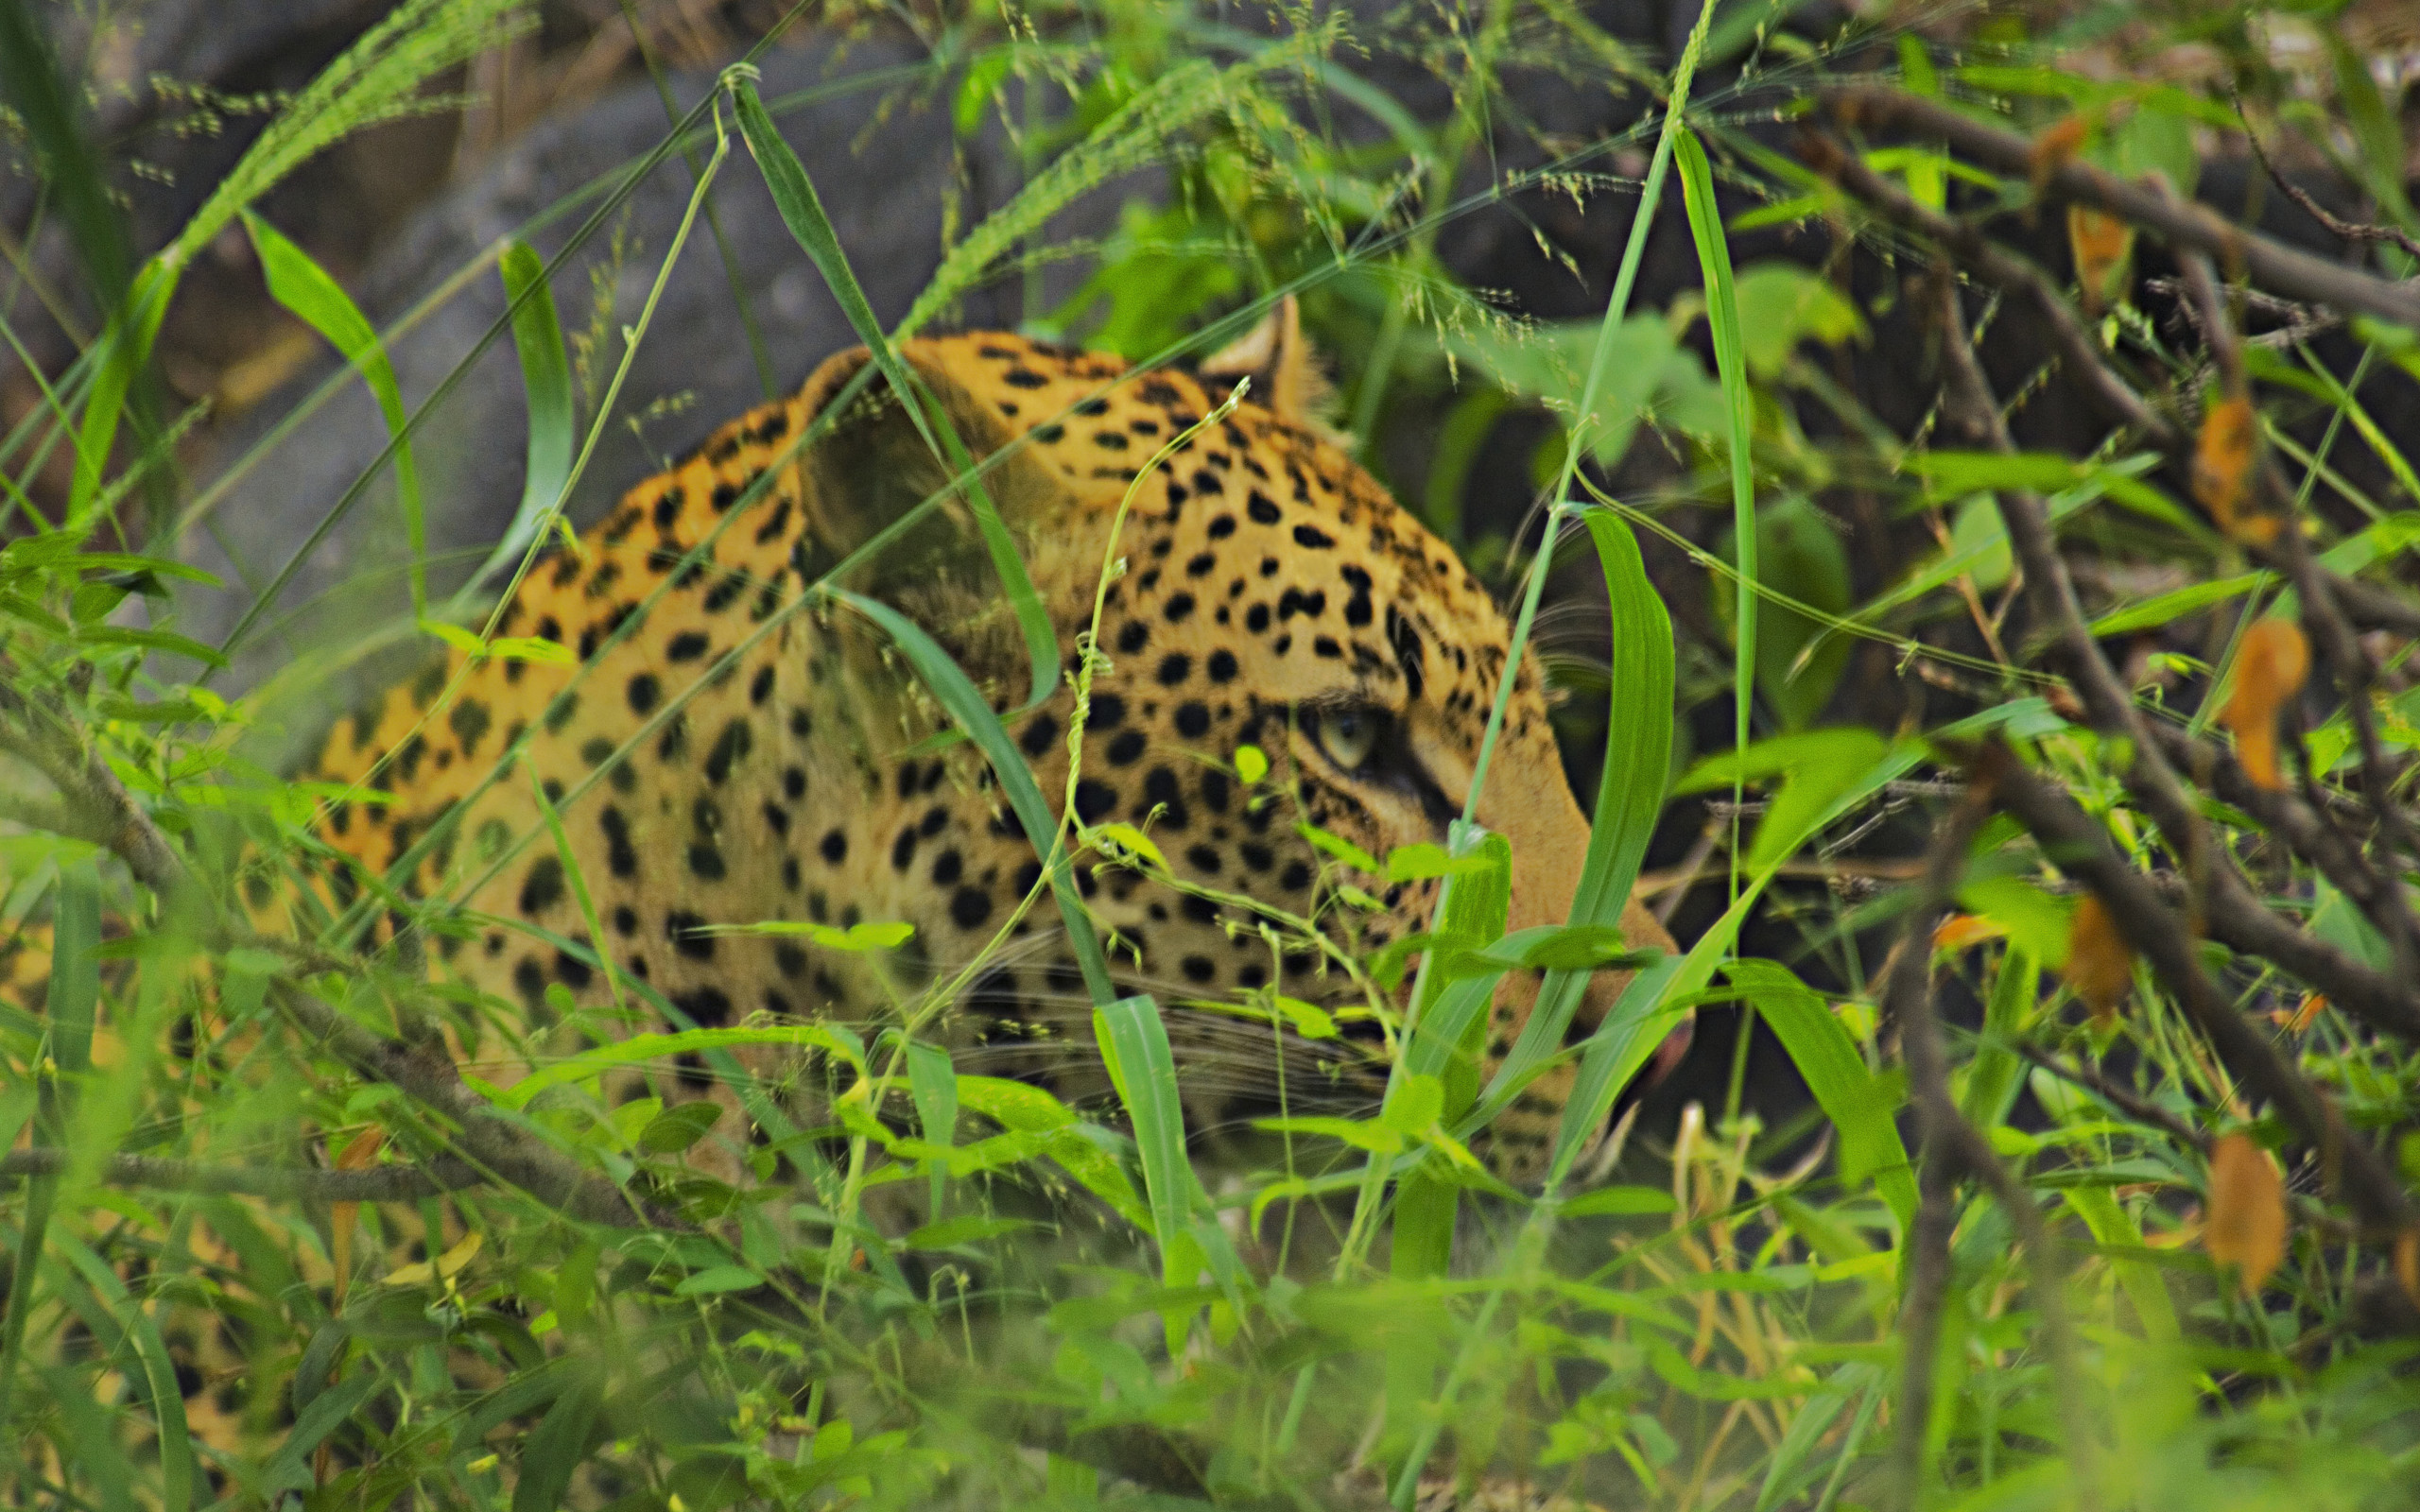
top-left (2233, 101), bottom-right (2420, 264)
top-left (1815, 86), bottom-right (2420, 328)
top-left (1888, 762), bottom-right (2099, 1512)
top-left (1924, 266), bottom-right (2420, 1042)
top-left (1802, 129), bottom-right (2420, 644)
top-left (0, 683), bottom-right (671, 1228)
top-left (2188, 245), bottom-right (2420, 871)
top-left (0, 1148), bottom-right (481, 1201)
top-left (1983, 748), bottom-right (2415, 1237)
top-left (2007, 1041), bottom-right (2210, 1156)
top-left (1797, 130), bottom-right (2182, 450)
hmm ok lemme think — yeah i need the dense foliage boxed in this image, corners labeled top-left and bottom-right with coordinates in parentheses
top-left (3, 1), bottom-right (2419, 1508)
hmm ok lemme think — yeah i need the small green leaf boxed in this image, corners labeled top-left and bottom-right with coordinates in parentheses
top-left (1233, 745), bottom-right (1270, 785)
top-left (674, 1265), bottom-right (765, 1297)
top-left (637, 1099), bottom-right (724, 1154)
top-left (1561, 1185), bottom-right (1679, 1217)
top-left (1092, 822), bottom-right (1167, 870)
top-left (1295, 822), bottom-right (1378, 873)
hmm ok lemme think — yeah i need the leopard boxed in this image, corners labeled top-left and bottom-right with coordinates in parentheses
top-left (2, 313), bottom-right (1679, 1505)
top-left (259, 315), bottom-right (1678, 1180)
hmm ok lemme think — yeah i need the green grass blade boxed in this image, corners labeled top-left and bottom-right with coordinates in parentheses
top-left (1675, 126), bottom-right (1758, 902)
top-left (731, 74), bottom-right (1061, 715)
top-left (524, 754), bottom-right (623, 1017)
top-left (1477, 510), bottom-right (1673, 1126)
top-left (64, 262), bottom-right (176, 534)
top-left (500, 1025), bottom-right (860, 1110)
top-left (830, 588), bottom-right (1115, 1005)
top-left (906, 1040), bottom-right (958, 1211)
top-left (51, 1233), bottom-right (193, 1510)
top-left (245, 209), bottom-right (429, 618)
top-left (0, 1), bottom-right (131, 314)
top-left (0, 863), bottom-right (100, 1455)
top-left (1094, 993), bottom-right (1201, 1347)
top-left (1730, 960), bottom-right (1917, 1233)
top-left (460, 240), bottom-right (575, 603)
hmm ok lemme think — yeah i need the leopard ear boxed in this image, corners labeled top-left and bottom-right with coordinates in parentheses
top-left (789, 342), bottom-right (1064, 593)
top-left (1199, 295), bottom-right (1336, 429)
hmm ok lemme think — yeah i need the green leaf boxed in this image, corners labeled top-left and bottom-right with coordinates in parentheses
top-left (1730, 960), bottom-right (1916, 1233)
top-left (1728, 263), bottom-right (1866, 379)
top-left (1489, 510), bottom-right (1674, 1145)
top-left (733, 77), bottom-right (1060, 716)
top-left (513, 1376), bottom-right (601, 1512)
top-left (1384, 842), bottom-right (1495, 882)
top-left (1295, 822), bottom-right (1379, 873)
top-left (1233, 745), bottom-right (1270, 784)
top-left (247, 208), bottom-right (428, 616)
top-left (955, 1075), bottom-right (1148, 1228)
top-left (1956, 875), bottom-right (2073, 967)
top-left (1093, 994), bottom-right (1204, 1350)
top-left (704, 919), bottom-right (915, 952)
top-left (637, 1099), bottom-right (724, 1154)
top-left (464, 238), bottom-right (574, 600)
top-left (501, 1024), bottom-right (862, 1109)
top-left (906, 1039), bottom-right (957, 1211)
top-left (1675, 728), bottom-right (1891, 871)
top-left (1561, 1185), bottom-right (1679, 1217)
top-left (675, 1265), bottom-right (766, 1296)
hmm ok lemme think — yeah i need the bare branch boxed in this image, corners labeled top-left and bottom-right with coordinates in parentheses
top-left (1888, 761), bottom-right (2098, 1512)
top-left (0, 1148), bottom-right (482, 1201)
top-left (1983, 747), bottom-right (2416, 1238)
top-left (1816, 86), bottom-right (2420, 327)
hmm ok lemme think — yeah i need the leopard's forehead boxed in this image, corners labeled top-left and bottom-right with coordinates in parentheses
top-left (916, 333), bottom-right (1514, 771)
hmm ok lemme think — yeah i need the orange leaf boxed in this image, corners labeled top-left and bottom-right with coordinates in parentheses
top-left (2204, 1131), bottom-right (2288, 1297)
top-left (2396, 1228), bottom-right (2419, 1310)
top-left (2221, 618), bottom-right (2309, 790)
top-left (2066, 206), bottom-right (2135, 314)
top-left (2062, 892), bottom-right (2133, 1026)
top-left (2029, 112), bottom-right (2092, 195)
top-left (2191, 393), bottom-right (2268, 542)
top-left (330, 1126), bottom-right (387, 1303)
top-left (2287, 991), bottom-right (2328, 1034)
top-left (1932, 913), bottom-right (2007, 953)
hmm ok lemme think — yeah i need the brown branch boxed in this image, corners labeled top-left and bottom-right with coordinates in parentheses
top-left (0, 1148), bottom-right (482, 1201)
top-left (2235, 102), bottom-right (2420, 263)
top-left (1817, 86), bottom-right (2420, 327)
top-left (2008, 1041), bottom-right (2209, 1156)
top-left (1929, 265), bottom-right (2420, 1040)
top-left (1888, 761), bottom-right (2098, 1512)
top-left (1799, 129), bottom-right (2183, 451)
top-left (1983, 747), bottom-right (2416, 1237)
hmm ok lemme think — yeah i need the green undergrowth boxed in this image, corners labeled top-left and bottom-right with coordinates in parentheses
top-left (3, 1), bottom-right (2419, 1509)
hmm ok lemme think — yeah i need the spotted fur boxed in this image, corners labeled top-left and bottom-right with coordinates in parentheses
top-left (271, 330), bottom-right (1673, 1180)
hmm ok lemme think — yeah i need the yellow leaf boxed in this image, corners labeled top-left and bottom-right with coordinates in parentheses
top-left (383, 1229), bottom-right (483, 1289)
top-left (2066, 206), bottom-right (2135, 314)
top-left (2062, 892), bottom-right (2133, 1026)
top-left (2204, 1131), bottom-right (2288, 1297)
top-left (2191, 394), bottom-right (2269, 543)
top-left (2221, 618), bottom-right (2309, 791)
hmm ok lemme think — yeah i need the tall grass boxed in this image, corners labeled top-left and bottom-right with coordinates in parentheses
top-left (4, 2), bottom-right (2419, 1509)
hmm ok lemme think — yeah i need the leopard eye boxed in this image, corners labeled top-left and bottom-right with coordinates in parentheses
top-left (1315, 708), bottom-right (1382, 773)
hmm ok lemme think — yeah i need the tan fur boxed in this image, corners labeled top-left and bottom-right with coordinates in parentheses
top-left (274, 331), bottom-right (1670, 1177)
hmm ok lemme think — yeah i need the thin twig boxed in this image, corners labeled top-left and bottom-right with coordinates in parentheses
top-left (0, 1148), bottom-right (482, 1201)
top-left (1816, 86), bottom-right (2420, 327)
top-left (1983, 747), bottom-right (2416, 1238)
top-left (1888, 759), bottom-right (2099, 1512)
top-left (2233, 100), bottom-right (2420, 262)
top-left (1799, 130), bottom-right (2183, 451)
top-left (1928, 266), bottom-right (2420, 1040)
